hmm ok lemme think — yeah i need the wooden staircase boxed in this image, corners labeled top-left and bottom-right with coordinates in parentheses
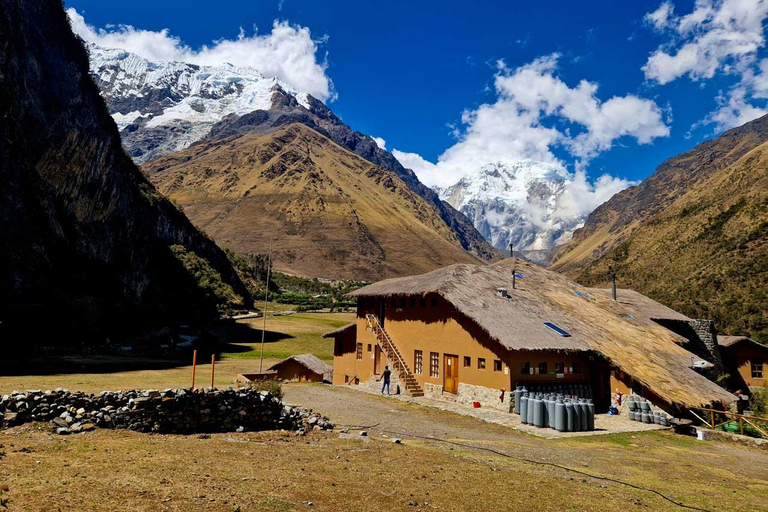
top-left (365, 314), bottom-right (424, 397)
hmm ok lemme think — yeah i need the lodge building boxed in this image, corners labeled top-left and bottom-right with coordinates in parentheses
top-left (325, 260), bottom-right (736, 416)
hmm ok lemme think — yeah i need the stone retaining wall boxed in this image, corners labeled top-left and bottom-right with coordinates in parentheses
top-left (0, 388), bottom-right (333, 435)
top-left (457, 383), bottom-right (512, 412)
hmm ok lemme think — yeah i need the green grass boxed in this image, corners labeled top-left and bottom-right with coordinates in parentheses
top-left (216, 312), bottom-right (354, 361)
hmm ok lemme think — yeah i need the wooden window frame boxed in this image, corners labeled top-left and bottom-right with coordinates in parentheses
top-left (752, 360), bottom-right (764, 379)
top-left (494, 359), bottom-right (502, 372)
top-left (414, 350), bottom-right (423, 375)
top-left (430, 352), bottom-right (439, 378)
top-left (521, 362), bottom-right (530, 374)
top-left (478, 358), bottom-right (486, 370)
top-left (538, 362), bottom-right (547, 375)
top-left (463, 356), bottom-right (471, 367)
top-left (356, 343), bottom-right (363, 361)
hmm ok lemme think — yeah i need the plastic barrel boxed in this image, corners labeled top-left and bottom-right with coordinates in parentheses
top-left (579, 399), bottom-right (588, 431)
top-left (565, 401), bottom-right (574, 432)
top-left (555, 398), bottom-right (566, 432)
top-left (520, 394), bottom-right (529, 424)
top-left (533, 397), bottom-right (544, 427)
top-left (586, 399), bottom-right (595, 431)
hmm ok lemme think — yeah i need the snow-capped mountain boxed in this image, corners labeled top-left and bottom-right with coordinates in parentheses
top-left (438, 161), bottom-right (587, 257)
top-left (87, 44), bottom-right (311, 163)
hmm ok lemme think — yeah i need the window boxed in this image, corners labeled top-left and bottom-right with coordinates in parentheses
top-left (430, 352), bottom-right (439, 378)
top-left (419, 297), bottom-right (426, 307)
top-left (538, 362), bottom-right (548, 375)
top-left (354, 377), bottom-right (359, 385)
top-left (478, 358), bottom-right (486, 370)
top-left (494, 360), bottom-right (502, 372)
top-left (414, 350), bottom-right (423, 375)
top-left (367, 344), bottom-right (372, 352)
top-left (521, 362), bottom-right (530, 375)
top-left (572, 362), bottom-right (581, 374)
top-left (555, 362), bottom-right (564, 373)
top-left (356, 343), bottom-right (363, 360)
top-left (344, 375), bottom-right (349, 383)
top-left (752, 360), bottom-right (764, 379)
top-left (431, 296), bottom-right (438, 307)
top-left (463, 356), bottom-right (471, 367)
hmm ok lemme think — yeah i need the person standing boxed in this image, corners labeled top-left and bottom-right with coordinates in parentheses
top-left (380, 365), bottom-right (391, 396)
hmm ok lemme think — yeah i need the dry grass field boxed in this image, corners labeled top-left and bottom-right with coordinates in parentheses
top-left (0, 311), bottom-right (766, 512)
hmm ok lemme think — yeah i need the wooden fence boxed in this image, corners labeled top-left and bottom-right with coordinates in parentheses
top-left (690, 406), bottom-right (768, 438)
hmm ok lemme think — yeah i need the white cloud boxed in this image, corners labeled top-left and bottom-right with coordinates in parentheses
top-left (67, 8), bottom-right (335, 102)
top-left (643, 0), bottom-right (768, 131)
top-left (371, 136), bottom-right (387, 150)
top-left (393, 54), bottom-right (668, 189)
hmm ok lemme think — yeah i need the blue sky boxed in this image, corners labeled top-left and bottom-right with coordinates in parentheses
top-left (66, 0), bottom-right (768, 193)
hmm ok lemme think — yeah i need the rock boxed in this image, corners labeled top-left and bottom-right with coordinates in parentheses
top-left (393, 438), bottom-right (402, 444)
top-left (56, 427), bottom-right (70, 435)
top-left (52, 417), bottom-right (68, 428)
top-left (360, 431), bottom-right (368, 437)
top-left (70, 422), bottom-right (83, 433)
top-left (3, 412), bottom-right (18, 425)
top-left (81, 423), bottom-right (96, 432)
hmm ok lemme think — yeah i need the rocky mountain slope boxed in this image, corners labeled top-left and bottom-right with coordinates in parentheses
top-left (143, 123), bottom-right (480, 280)
top-left (88, 47), bottom-right (499, 263)
top-left (0, 0), bottom-right (249, 347)
top-left (551, 115), bottom-right (768, 341)
top-left (438, 161), bottom-right (585, 261)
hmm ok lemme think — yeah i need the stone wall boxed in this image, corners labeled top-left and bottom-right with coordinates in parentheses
top-left (0, 388), bottom-right (333, 435)
top-left (686, 319), bottom-right (724, 372)
top-left (423, 382), bottom-right (443, 400)
top-left (457, 383), bottom-right (512, 412)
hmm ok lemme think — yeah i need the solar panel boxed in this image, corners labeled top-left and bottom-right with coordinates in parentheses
top-left (543, 322), bottom-right (571, 337)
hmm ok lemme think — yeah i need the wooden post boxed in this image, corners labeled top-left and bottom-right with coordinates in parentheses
top-left (211, 354), bottom-right (216, 388)
top-left (740, 416), bottom-right (744, 435)
top-left (191, 350), bottom-right (198, 389)
top-left (710, 410), bottom-right (715, 429)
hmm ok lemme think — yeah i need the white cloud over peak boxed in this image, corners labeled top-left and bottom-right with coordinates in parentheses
top-left (392, 54), bottom-right (668, 190)
top-left (67, 8), bottom-right (335, 102)
top-left (371, 136), bottom-right (387, 150)
top-left (642, 0), bottom-right (768, 131)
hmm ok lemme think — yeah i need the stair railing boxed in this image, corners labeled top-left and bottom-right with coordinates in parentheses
top-left (365, 314), bottom-right (409, 376)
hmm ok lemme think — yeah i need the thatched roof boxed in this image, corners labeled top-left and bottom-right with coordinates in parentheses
top-left (349, 259), bottom-right (735, 408)
top-left (268, 354), bottom-right (332, 376)
top-left (586, 288), bottom-right (691, 323)
top-left (322, 323), bottom-right (356, 339)
top-left (718, 335), bottom-right (768, 351)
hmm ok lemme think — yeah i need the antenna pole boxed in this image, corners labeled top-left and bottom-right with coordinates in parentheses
top-left (259, 242), bottom-right (273, 372)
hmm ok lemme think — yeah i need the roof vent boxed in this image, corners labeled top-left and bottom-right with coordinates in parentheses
top-left (496, 287), bottom-right (509, 299)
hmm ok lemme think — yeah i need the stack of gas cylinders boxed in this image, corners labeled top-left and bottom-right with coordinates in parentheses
top-left (513, 386), bottom-right (595, 432)
top-left (626, 395), bottom-right (670, 426)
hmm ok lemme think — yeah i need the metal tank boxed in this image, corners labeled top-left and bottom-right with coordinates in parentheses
top-left (565, 400), bottom-right (575, 432)
top-left (533, 395), bottom-right (544, 427)
top-left (520, 393), bottom-right (529, 424)
top-left (578, 399), bottom-right (588, 431)
top-left (555, 398), bottom-right (566, 432)
top-left (571, 399), bottom-right (581, 432)
top-left (527, 392), bottom-right (536, 425)
top-left (641, 411), bottom-right (651, 423)
top-left (586, 399), bottom-right (595, 431)
top-left (514, 386), bottom-right (523, 414)
top-left (547, 395), bottom-right (556, 428)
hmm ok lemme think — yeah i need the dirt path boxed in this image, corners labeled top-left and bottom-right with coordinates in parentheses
top-left (284, 384), bottom-right (768, 512)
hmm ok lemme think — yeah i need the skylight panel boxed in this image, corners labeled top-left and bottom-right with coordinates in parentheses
top-left (543, 322), bottom-right (571, 337)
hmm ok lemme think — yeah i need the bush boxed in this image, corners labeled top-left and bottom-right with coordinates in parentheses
top-left (748, 388), bottom-right (768, 417)
top-left (247, 380), bottom-right (283, 400)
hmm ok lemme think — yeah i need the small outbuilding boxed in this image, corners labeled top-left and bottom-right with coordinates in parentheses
top-left (267, 354), bottom-right (333, 383)
top-left (718, 336), bottom-right (768, 390)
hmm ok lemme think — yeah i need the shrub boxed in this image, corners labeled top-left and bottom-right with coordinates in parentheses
top-left (247, 380), bottom-right (283, 400)
top-left (748, 388), bottom-right (768, 417)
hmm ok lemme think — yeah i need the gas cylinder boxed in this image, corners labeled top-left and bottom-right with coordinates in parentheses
top-left (578, 399), bottom-right (588, 431)
top-left (565, 400), bottom-right (574, 432)
top-left (555, 398), bottom-right (566, 432)
top-left (520, 393), bottom-right (529, 424)
top-left (533, 396), bottom-right (544, 427)
top-left (586, 399), bottom-right (595, 431)
top-left (514, 386), bottom-right (523, 414)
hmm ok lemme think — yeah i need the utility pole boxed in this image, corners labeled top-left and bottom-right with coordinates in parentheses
top-left (259, 242), bottom-right (273, 372)
top-left (609, 266), bottom-right (617, 301)
top-left (510, 242), bottom-right (516, 290)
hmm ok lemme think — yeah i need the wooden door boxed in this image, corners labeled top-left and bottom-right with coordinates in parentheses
top-left (443, 354), bottom-right (459, 394)
top-left (374, 345), bottom-right (382, 375)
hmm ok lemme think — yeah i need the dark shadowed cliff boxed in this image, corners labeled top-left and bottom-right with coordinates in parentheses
top-left (0, 0), bottom-right (250, 347)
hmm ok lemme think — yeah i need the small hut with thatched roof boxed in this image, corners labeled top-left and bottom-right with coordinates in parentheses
top-left (325, 259), bottom-right (734, 415)
top-left (267, 354), bottom-right (333, 383)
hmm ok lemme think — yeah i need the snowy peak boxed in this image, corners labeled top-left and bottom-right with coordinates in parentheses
top-left (438, 161), bottom-right (586, 256)
top-left (87, 44), bottom-right (311, 162)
